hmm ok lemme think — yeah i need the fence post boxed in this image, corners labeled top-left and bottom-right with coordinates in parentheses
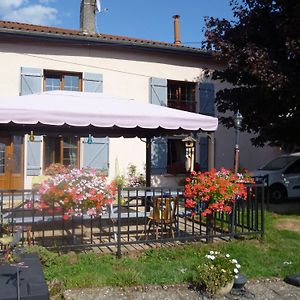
top-left (261, 184), bottom-right (265, 240)
top-left (230, 201), bottom-right (236, 240)
top-left (116, 185), bottom-right (122, 258)
top-left (206, 214), bottom-right (214, 243)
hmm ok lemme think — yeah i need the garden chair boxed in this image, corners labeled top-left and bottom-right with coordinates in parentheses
top-left (145, 197), bottom-right (177, 240)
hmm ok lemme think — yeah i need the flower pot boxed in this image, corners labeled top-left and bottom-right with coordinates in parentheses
top-left (215, 280), bottom-right (234, 296)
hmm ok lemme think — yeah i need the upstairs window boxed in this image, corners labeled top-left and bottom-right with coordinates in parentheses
top-left (44, 71), bottom-right (82, 91)
top-left (168, 80), bottom-right (196, 112)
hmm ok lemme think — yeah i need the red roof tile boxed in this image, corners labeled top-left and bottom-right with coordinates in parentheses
top-left (0, 20), bottom-right (206, 54)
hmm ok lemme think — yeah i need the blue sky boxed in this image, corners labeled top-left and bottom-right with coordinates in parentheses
top-left (0, 0), bottom-right (234, 46)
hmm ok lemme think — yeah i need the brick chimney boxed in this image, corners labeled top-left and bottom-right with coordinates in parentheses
top-left (80, 0), bottom-right (96, 34)
top-left (173, 15), bottom-right (181, 45)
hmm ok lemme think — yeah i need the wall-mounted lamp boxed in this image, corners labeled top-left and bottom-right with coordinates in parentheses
top-left (87, 134), bottom-right (93, 144)
top-left (182, 135), bottom-right (197, 172)
top-left (29, 131), bottom-right (35, 142)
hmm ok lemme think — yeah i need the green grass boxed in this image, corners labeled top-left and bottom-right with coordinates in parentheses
top-left (42, 211), bottom-right (300, 289)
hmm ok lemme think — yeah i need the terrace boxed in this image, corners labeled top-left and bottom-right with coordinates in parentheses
top-left (0, 183), bottom-right (265, 256)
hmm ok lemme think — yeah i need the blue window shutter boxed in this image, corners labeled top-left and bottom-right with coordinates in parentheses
top-left (150, 77), bottom-right (168, 174)
top-left (149, 77), bottom-right (167, 106)
top-left (82, 73), bottom-right (108, 174)
top-left (21, 67), bottom-right (43, 176)
top-left (83, 73), bottom-right (103, 93)
top-left (20, 67), bottom-right (42, 95)
top-left (27, 136), bottom-right (42, 176)
top-left (199, 83), bottom-right (215, 116)
top-left (151, 137), bottom-right (168, 175)
top-left (82, 138), bottom-right (109, 174)
top-left (199, 137), bottom-right (208, 172)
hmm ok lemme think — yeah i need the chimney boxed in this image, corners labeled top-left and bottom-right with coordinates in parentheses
top-left (173, 15), bottom-right (181, 45)
top-left (80, 0), bottom-right (96, 34)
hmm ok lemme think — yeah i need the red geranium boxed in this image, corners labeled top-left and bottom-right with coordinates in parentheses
top-left (184, 168), bottom-right (253, 216)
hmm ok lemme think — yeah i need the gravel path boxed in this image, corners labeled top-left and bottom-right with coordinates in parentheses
top-left (63, 278), bottom-right (300, 300)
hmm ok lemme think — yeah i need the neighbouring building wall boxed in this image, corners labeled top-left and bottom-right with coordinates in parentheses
top-left (0, 40), bottom-right (281, 188)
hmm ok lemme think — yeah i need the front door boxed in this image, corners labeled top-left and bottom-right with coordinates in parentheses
top-left (0, 136), bottom-right (24, 189)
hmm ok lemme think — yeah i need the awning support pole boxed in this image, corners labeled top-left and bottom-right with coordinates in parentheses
top-left (146, 138), bottom-right (151, 187)
top-left (207, 133), bottom-right (215, 170)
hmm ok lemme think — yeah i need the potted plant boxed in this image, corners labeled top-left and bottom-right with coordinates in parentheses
top-left (185, 168), bottom-right (254, 242)
top-left (193, 251), bottom-right (241, 295)
top-left (38, 168), bottom-right (116, 219)
top-left (185, 168), bottom-right (254, 216)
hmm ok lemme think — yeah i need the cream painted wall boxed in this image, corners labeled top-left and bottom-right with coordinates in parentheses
top-left (0, 41), bottom-right (281, 188)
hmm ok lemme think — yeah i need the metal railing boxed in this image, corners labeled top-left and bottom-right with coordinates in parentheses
top-left (0, 183), bottom-right (265, 255)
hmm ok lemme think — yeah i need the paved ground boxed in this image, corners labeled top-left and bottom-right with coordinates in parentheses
top-left (63, 278), bottom-right (300, 300)
top-left (268, 198), bottom-right (300, 214)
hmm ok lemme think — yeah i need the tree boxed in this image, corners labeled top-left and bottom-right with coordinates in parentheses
top-left (203, 0), bottom-right (300, 149)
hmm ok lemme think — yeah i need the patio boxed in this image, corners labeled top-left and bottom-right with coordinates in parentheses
top-left (0, 184), bottom-right (265, 255)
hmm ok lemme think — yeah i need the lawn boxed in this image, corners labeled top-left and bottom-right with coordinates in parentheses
top-left (33, 211), bottom-right (300, 289)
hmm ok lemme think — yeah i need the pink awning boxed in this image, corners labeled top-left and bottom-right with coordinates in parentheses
top-left (0, 91), bottom-right (218, 135)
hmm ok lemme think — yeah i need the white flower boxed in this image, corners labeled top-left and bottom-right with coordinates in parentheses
top-left (234, 268), bottom-right (239, 274)
top-left (206, 254), bottom-right (215, 260)
top-left (236, 264), bottom-right (241, 269)
top-left (232, 259), bottom-right (238, 264)
top-left (226, 254), bottom-right (230, 258)
top-left (210, 251), bottom-right (214, 254)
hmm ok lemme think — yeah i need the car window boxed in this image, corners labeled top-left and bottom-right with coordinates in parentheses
top-left (284, 159), bottom-right (300, 174)
top-left (260, 156), bottom-right (299, 170)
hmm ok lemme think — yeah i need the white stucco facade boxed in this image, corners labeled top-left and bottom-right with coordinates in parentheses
top-left (0, 35), bottom-right (282, 189)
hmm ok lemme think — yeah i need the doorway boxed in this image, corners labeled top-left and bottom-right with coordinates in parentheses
top-left (0, 136), bottom-right (24, 189)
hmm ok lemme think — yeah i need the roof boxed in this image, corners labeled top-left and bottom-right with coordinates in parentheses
top-left (0, 90), bottom-right (218, 137)
top-left (0, 20), bottom-right (212, 58)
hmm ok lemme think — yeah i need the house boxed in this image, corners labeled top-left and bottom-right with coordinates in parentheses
top-left (0, 1), bottom-right (281, 190)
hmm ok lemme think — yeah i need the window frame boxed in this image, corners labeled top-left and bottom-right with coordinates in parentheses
top-left (43, 70), bottom-right (83, 92)
top-left (167, 80), bottom-right (196, 113)
top-left (43, 136), bottom-right (80, 171)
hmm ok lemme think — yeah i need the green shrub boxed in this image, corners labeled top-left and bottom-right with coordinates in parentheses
top-left (24, 245), bottom-right (59, 268)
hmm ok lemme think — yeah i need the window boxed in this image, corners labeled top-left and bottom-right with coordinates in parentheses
top-left (166, 81), bottom-right (196, 173)
top-left (44, 71), bottom-right (82, 91)
top-left (284, 159), bottom-right (300, 174)
top-left (167, 138), bottom-right (186, 173)
top-left (168, 80), bottom-right (196, 112)
top-left (44, 137), bottom-right (79, 169)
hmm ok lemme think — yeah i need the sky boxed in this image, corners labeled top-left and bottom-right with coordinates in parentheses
top-left (0, 0), bottom-right (235, 47)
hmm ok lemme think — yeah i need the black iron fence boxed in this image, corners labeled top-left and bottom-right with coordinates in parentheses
top-left (0, 183), bottom-right (265, 255)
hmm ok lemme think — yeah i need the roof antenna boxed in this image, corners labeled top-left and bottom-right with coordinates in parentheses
top-left (95, 0), bottom-right (108, 33)
top-left (95, 0), bottom-right (108, 14)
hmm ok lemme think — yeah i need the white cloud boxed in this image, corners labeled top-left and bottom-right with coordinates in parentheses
top-left (0, 0), bottom-right (26, 12)
top-left (39, 0), bottom-right (56, 4)
top-left (3, 4), bottom-right (59, 26)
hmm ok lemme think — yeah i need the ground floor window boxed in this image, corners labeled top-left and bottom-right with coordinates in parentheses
top-left (167, 139), bottom-right (186, 173)
top-left (44, 137), bottom-right (79, 169)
